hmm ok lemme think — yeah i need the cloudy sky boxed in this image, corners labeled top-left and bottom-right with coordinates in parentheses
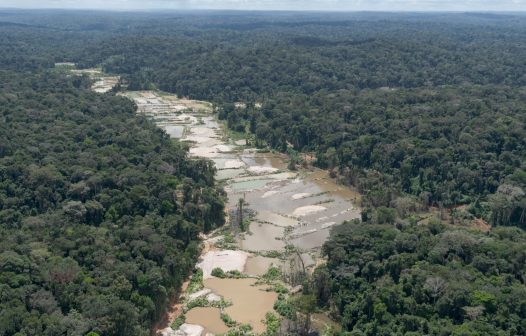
top-left (1, 0), bottom-right (525, 11)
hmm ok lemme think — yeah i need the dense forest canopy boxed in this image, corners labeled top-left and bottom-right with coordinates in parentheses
top-left (3, 9), bottom-right (520, 227)
top-left (0, 61), bottom-right (224, 334)
top-left (315, 220), bottom-right (526, 335)
top-left (1, 9), bottom-right (526, 336)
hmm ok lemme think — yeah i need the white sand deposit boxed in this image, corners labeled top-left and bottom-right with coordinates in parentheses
top-left (157, 327), bottom-right (182, 336)
top-left (206, 293), bottom-right (222, 302)
top-left (340, 207), bottom-right (354, 214)
top-left (160, 325), bottom-right (204, 336)
top-left (248, 166), bottom-right (279, 174)
top-left (189, 289), bottom-right (212, 301)
top-left (291, 193), bottom-right (312, 200)
top-left (215, 144), bottom-right (234, 153)
top-left (224, 160), bottom-right (245, 169)
top-left (292, 205), bottom-right (327, 217)
top-left (179, 324), bottom-right (204, 336)
top-left (190, 127), bottom-right (216, 136)
top-left (189, 147), bottom-right (217, 158)
top-left (175, 115), bottom-right (197, 124)
top-left (294, 229), bottom-right (317, 237)
top-left (262, 190), bottom-right (279, 198)
top-left (235, 139), bottom-right (248, 146)
top-left (197, 250), bottom-right (249, 279)
top-left (269, 172), bottom-right (297, 180)
top-left (185, 135), bottom-right (214, 144)
top-left (169, 105), bottom-right (188, 112)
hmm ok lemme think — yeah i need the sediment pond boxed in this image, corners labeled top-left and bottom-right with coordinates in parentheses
top-left (204, 278), bottom-right (278, 334)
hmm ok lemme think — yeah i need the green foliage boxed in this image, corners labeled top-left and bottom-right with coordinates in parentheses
top-left (227, 270), bottom-right (244, 278)
top-left (184, 295), bottom-right (229, 313)
top-left (187, 269), bottom-right (204, 294)
top-left (215, 233), bottom-right (238, 249)
top-left (318, 221), bottom-right (526, 334)
top-left (224, 324), bottom-right (254, 336)
top-left (287, 149), bottom-right (300, 171)
top-left (291, 295), bottom-right (317, 314)
top-left (263, 267), bottom-right (282, 282)
top-left (185, 297), bottom-right (209, 311)
top-left (166, 15), bottom-right (522, 228)
top-left (220, 312), bottom-right (238, 327)
top-left (274, 296), bottom-right (296, 319)
top-left (262, 250), bottom-right (283, 258)
top-left (211, 267), bottom-right (226, 278)
top-left (51, 11), bottom-right (526, 228)
top-left (222, 233), bottom-right (237, 244)
top-left (18, 12), bottom-right (524, 224)
top-left (0, 69), bottom-right (223, 335)
top-left (375, 206), bottom-right (397, 224)
top-left (272, 283), bottom-right (289, 295)
top-left (170, 315), bottom-right (186, 330)
top-left (471, 291), bottom-right (497, 314)
top-left (211, 267), bottom-right (244, 279)
top-left (2, 10), bottom-right (526, 335)
top-left (3, 15), bottom-right (526, 229)
top-left (262, 312), bottom-right (281, 336)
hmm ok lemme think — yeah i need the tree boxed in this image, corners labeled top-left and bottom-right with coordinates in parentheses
top-left (424, 276), bottom-right (446, 304)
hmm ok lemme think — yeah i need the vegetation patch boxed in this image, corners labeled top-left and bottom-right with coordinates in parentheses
top-left (170, 315), bottom-right (186, 330)
top-left (187, 269), bottom-right (204, 294)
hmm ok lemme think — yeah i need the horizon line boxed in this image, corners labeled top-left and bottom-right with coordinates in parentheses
top-left (1, 7), bottom-right (526, 14)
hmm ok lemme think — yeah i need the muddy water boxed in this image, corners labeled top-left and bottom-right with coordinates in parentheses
top-left (120, 91), bottom-right (360, 335)
top-left (241, 152), bottom-right (288, 170)
top-left (162, 125), bottom-right (185, 138)
top-left (204, 278), bottom-right (278, 334)
top-left (241, 222), bottom-right (285, 252)
top-left (244, 256), bottom-right (284, 276)
top-left (185, 307), bottom-right (229, 335)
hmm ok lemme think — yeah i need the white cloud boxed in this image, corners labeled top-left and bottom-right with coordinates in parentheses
top-left (1, 0), bottom-right (525, 11)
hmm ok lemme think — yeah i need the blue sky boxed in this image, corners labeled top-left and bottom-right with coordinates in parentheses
top-left (1, 0), bottom-right (525, 11)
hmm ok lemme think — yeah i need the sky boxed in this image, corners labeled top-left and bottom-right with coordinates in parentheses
top-left (1, 0), bottom-right (525, 11)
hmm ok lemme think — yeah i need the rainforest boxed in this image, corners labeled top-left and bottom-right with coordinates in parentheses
top-left (0, 9), bottom-right (525, 336)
